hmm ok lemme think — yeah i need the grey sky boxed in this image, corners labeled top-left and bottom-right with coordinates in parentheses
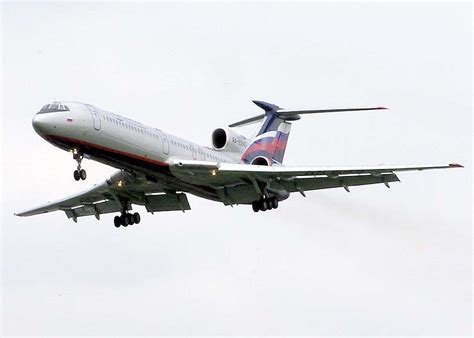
top-left (1, 2), bottom-right (472, 336)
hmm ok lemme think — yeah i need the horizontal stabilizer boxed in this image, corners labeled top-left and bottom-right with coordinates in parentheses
top-left (229, 100), bottom-right (387, 127)
top-left (229, 113), bottom-right (265, 127)
top-left (277, 106), bottom-right (388, 116)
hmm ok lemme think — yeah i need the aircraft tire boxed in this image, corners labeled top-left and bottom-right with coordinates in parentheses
top-left (252, 201), bottom-right (260, 212)
top-left (127, 213), bottom-right (134, 225)
top-left (260, 200), bottom-right (267, 212)
top-left (73, 170), bottom-right (80, 181)
top-left (122, 215), bottom-right (129, 227)
top-left (114, 216), bottom-right (121, 227)
top-left (133, 212), bottom-right (141, 224)
top-left (272, 198), bottom-right (278, 209)
top-left (80, 169), bottom-right (87, 180)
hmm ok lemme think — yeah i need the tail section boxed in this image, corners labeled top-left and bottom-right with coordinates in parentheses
top-left (232, 100), bottom-right (387, 166)
top-left (240, 101), bottom-right (292, 165)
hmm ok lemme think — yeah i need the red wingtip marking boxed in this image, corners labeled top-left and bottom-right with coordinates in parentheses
top-left (449, 163), bottom-right (464, 168)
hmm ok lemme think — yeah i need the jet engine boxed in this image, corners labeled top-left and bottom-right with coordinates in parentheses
top-left (211, 128), bottom-right (249, 153)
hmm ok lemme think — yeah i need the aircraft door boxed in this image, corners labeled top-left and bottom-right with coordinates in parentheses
top-left (161, 132), bottom-right (170, 155)
top-left (86, 104), bottom-right (101, 130)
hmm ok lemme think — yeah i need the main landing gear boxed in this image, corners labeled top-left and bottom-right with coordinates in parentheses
top-left (252, 197), bottom-right (278, 212)
top-left (72, 149), bottom-right (87, 181)
top-left (114, 212), bottom-right (141, 228)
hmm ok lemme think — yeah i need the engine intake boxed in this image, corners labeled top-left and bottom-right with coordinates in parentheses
top-left (212, 128), bottom-right (227, 149)
top-left (251, 157), bottom-right (270, 166)
top-left (211, 128), bottom-right (249, 153)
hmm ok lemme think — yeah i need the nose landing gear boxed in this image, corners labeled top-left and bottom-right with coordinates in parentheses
top-left (73, 169), bottom-right (87, 181)
top-left (72, 149), bottom-right (87, 181)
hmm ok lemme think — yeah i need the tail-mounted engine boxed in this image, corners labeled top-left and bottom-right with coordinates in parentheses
top-left (211, 128), bottom-right (249, 153)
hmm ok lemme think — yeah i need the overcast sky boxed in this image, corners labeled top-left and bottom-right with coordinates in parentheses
top-left (1, 2), bottom-right (472, 336)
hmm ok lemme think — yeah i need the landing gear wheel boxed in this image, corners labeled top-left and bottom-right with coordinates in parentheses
top-left (80, 169), bottom-right (87, 180)
top-left (127, 213), bottom-right (134, 225)
top-left (260, 200), bottom-right (267, 211)
top-left (272, 198), bottom-right (278, 209)
top-left (252, 201), bottom-right (260, 213)
top-left (133, 212), bottom-right (141, 224)
top-left (72, 150), bottom-right (86, 181)
top-left (121, 215), bottom-right (129, 227)
top-left (73, 170), bottom-right (80, 181)
top-left (267, 200), bottom-right (273, 210)
top-left (114, 216), bottom-right (121, 228)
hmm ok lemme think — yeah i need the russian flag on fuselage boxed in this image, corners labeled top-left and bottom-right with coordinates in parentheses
top-left (241, 114), bottom-right (292, 165)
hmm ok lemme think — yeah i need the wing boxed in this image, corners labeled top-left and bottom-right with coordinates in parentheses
top-left (169, 160), bottom-right (463, 204)
top-left (15, 170), bottom-right (191, 221)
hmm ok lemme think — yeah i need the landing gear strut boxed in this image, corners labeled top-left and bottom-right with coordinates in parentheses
top-left (114, 212), bottom-right (141, 228)
top-left (252, 197), bottom-right (279, 212)
top-left (72, 149), bottom-right (87, 181)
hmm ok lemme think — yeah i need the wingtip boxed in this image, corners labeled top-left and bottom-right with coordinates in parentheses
top-left (377, 106), bottom-right (388, 110)
top-left (449, 163), bottom-right (464, 168)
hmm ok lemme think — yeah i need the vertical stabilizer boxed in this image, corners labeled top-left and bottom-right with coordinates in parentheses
top-left (240, 101), bottom-right (292, 166)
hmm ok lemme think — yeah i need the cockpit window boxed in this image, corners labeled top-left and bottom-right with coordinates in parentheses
top-left (38, 102), bottom-right (70, 114)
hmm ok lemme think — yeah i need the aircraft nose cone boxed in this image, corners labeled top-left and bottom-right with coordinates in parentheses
top-left (32, 114), bottom-right (47, 135)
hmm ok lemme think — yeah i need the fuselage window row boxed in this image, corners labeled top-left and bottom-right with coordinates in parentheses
top-left (97, 114), bottom-right (224, 160)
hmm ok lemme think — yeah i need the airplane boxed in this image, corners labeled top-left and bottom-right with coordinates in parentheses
top-left (15, 100), bottom-right (463, 228)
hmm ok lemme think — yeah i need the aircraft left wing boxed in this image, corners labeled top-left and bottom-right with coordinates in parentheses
top-left (216, 162), bottom-right (463, 177)
top-left (15, 170), bottom-right (191, 222)
top-left (169, 160), bottom-right (463, 204)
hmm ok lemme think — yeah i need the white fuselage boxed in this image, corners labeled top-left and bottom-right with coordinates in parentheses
top-left (32, 102), bottom-right (242, 201)
top-left (33, 102), bottom-right (239, 166)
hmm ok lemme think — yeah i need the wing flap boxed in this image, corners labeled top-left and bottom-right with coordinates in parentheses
top-left (62, 200), bottom-right (123, 219)
top-left (144, 193), bottom-right (191, 212)
top-left (282, 173), bottom-right (400, 192)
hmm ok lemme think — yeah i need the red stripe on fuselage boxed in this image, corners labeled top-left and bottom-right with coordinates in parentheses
top-left (242, 138), bottom-right (288, 158)
top-left (45, 134), bottom-right (169, 167)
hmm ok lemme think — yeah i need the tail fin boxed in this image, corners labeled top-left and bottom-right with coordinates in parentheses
top-left (239, 101), bottom-right (292, 166)
top-left (232, 100), bottom-right (387, 166)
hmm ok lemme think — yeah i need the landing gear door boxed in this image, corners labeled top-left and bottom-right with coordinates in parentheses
top-left (86, 104), bottom-right (101, 130)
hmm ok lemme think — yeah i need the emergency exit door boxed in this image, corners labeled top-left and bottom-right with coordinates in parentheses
top-left (86, 104), bottom-right (101, 130)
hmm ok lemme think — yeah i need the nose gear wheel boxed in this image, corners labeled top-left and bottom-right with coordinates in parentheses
top-left (72, 150), bottom-right (87, 181)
